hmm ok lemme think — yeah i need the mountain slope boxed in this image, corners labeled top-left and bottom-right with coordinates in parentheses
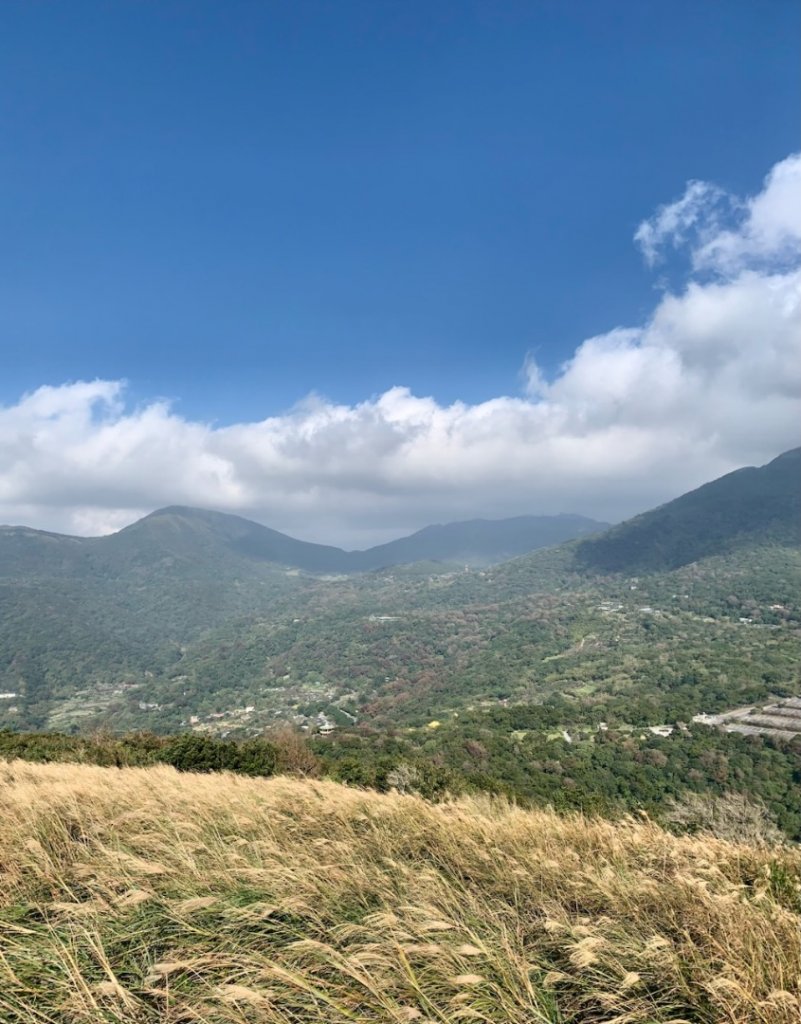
top-left (0, 506), bottom-right (606, 728)
top-left (103, 506), bottom-right (356, 574)
top-left (1, 507), bottom-right (609, 577)
top-left (348, 513), bottom-right (605, 569)
top-left (0, 526), bottom-right (91, 577)
top-left (575, 447), bottom-right (801, 573)
top-left (1, 451), bottom-right (797, 734)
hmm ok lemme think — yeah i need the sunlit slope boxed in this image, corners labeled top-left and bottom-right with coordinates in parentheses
top-left (1, 762), bottom-right (798, 1023)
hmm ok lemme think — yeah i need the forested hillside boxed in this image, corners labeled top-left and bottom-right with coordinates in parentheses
top-left (0, 452), bottom-right (798, 739)
top-left (1, 452), bottom-right (799, 842)
top-left (576, 447), bottom-right (801, 572)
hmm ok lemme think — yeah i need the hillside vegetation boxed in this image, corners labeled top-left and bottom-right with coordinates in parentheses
top-left (0, 761), bottom-right (799, 1024)
top-left (575, 448), bottom-right (800, 573)
top-left (0, 451), bottom-right (797, 736)
top-left (0, 506), bottom-right (605, 578)
top-left (0, 511), bottom-right (604, 731)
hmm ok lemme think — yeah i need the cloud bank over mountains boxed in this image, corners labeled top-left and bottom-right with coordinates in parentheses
top-left (2, 154), bottom-right (799, 547)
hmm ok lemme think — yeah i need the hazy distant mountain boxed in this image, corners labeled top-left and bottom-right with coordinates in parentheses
top-left (104, 506), bottom-right (357, 574)
top-left (575, 448), bottom-right (801, 573)
top-left (1, 507), bottom-right (609, 577)
top-left (348, 514), bottom-right (606, 569)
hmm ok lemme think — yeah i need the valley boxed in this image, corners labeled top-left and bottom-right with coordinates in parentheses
top-left (5, 15), bottom-right (799, 1020)
top-left (1, 449), bottom-right (799, 838)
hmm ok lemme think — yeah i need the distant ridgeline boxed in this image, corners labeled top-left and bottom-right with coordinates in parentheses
top-left (0, 448), bottom-right (798, 755)
top-left (575, 448), bottom-right (801, 573)
top-left (0, 508), bottom-right (609, 578)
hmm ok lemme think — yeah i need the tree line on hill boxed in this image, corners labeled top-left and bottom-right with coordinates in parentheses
top-left (2, 717), bottom-right (799, 840)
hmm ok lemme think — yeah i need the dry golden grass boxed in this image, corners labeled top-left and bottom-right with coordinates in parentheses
top-left (0, 760), bottom-right (798, 1023)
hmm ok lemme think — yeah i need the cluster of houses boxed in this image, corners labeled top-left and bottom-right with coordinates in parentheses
top-left (178, 703), bottom-right (342, 737)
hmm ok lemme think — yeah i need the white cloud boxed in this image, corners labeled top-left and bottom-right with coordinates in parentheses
top-left (693, 153), bottom-right (801, 274)
top-left (633, 180), bottom-right (732, 267)
top-left (635, 153), bottom-right (801, 275)
top-left (2, 155), bottom-right (799, 547)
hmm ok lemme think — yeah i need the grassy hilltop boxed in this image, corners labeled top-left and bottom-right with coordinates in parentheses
top-left (1, 761), bottom-right (799, 1023)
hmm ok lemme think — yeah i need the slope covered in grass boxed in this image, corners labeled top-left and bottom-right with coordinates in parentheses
top-left (0, 762), bottom-right (798, 1023)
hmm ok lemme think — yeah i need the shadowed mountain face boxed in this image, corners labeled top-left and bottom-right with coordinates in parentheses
top-left (575, 448), bottom-right (801, 574)
top-left (0, 507), bottom-right (609, 577)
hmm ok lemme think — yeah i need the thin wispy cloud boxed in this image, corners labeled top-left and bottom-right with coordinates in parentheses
top-left (633, 180), bottom-right (733, 268)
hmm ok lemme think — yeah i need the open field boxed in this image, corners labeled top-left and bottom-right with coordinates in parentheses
top-left (0, 762), bottom-right (799, 1023)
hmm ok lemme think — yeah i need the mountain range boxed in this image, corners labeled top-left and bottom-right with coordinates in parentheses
top-left (5, 447), bottom-right (797, 583)
top-left (0, 448), bottom-right (798, 734)
top-left (0, 508), bottom-right (607, 576)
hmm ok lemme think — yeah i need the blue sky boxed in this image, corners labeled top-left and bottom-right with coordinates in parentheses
top-left (1, 2), bottom-right (799, 542)
top-left (2, 0), bottom-right (798, 420)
